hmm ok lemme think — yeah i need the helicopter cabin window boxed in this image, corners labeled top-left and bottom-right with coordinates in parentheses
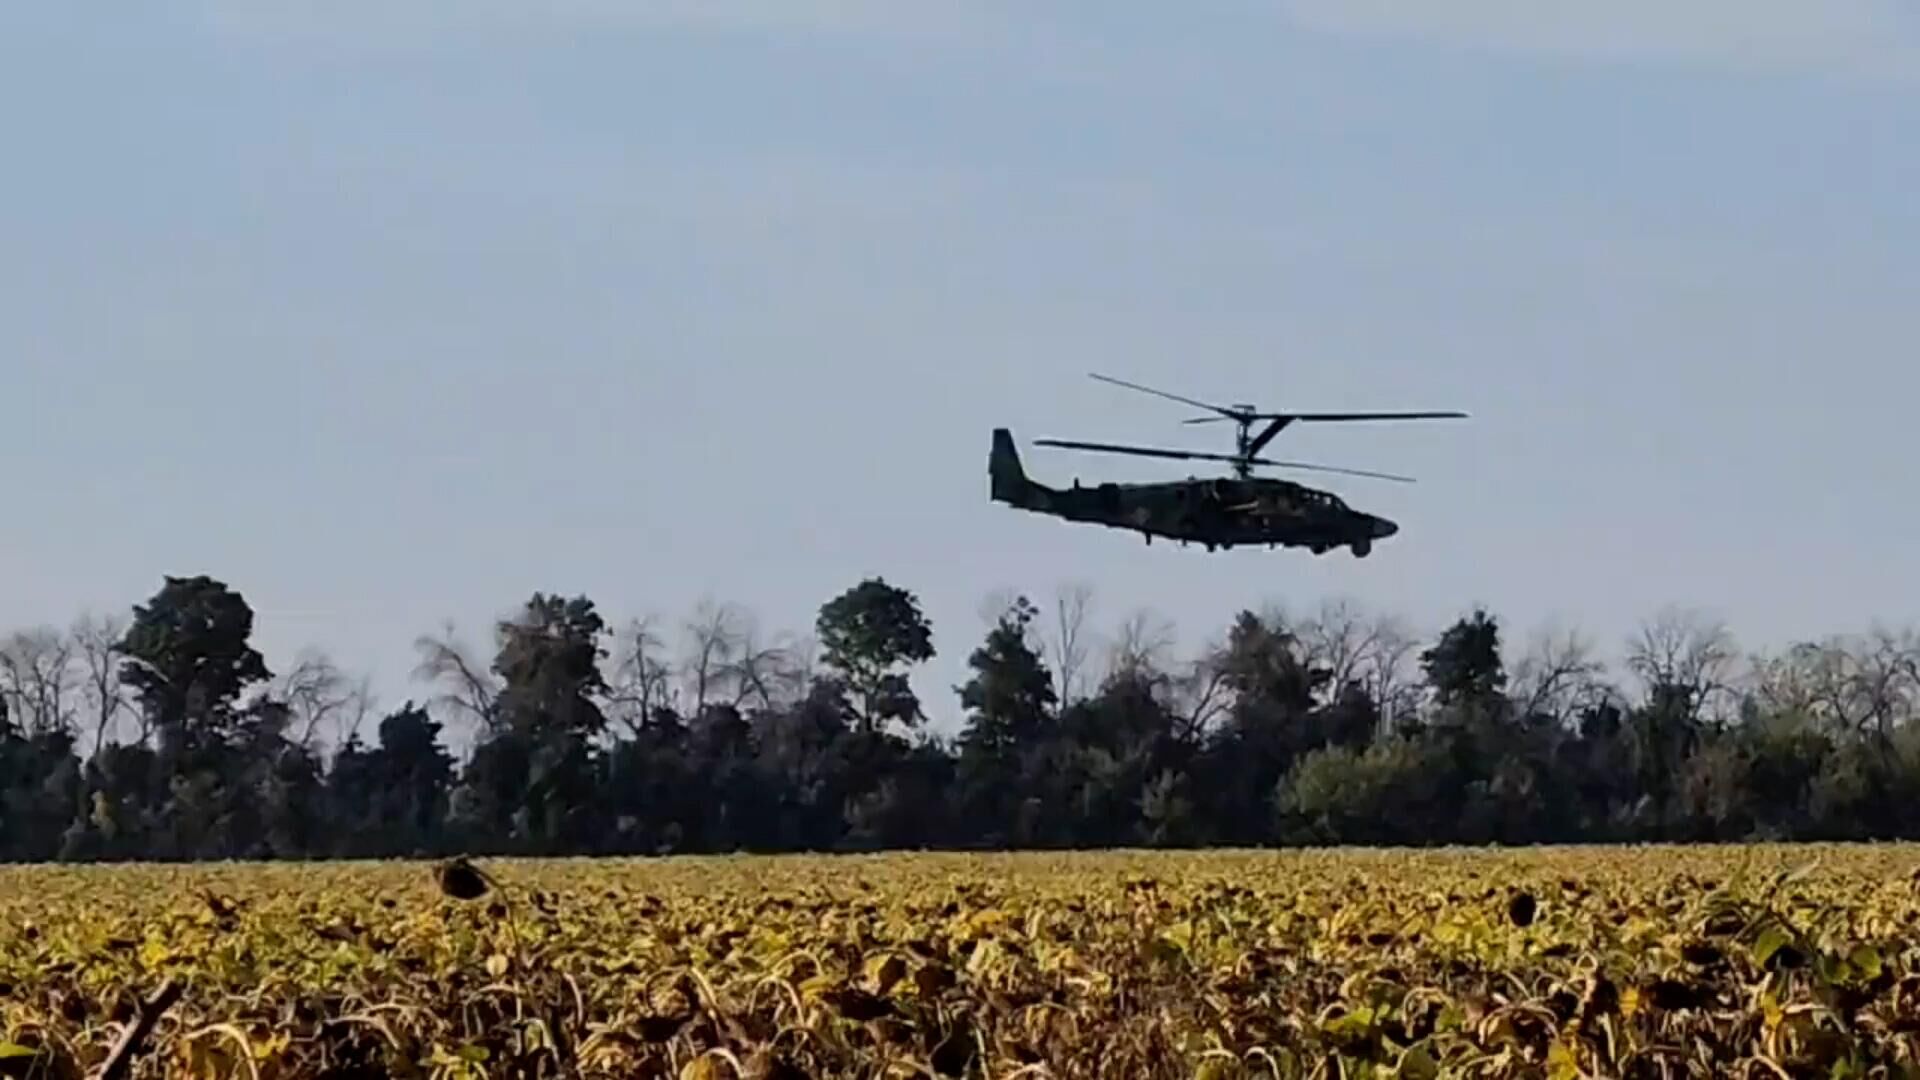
top-left (1297, 488), bottom-right (1347, 510)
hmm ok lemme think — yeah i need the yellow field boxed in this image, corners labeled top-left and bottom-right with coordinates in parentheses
top-left (4, 845), bottom-right (1919, 1078)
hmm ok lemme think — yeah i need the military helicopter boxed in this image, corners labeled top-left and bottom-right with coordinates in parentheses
top-left (990, 373), bottom-right (1466, 555)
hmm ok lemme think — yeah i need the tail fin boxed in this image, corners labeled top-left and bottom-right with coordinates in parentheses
top-left (990, 428), bottom-right (1032, 505)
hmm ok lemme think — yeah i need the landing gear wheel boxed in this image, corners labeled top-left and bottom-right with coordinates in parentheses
top-left (1310, 544), bottom-right (1328, 555)
top-left (1351, 539), bottom-right (1372, 558)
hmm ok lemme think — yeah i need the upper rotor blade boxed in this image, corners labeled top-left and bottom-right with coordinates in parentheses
top-left (1251, 410), bottom-right (1468, 422)
top-left (1087, 373), bottom-right (1248, 420)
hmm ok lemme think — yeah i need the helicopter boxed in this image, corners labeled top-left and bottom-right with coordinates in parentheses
top-left (990, 373), bottom-right (1466, 555)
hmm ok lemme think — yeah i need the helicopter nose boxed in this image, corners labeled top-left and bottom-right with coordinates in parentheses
top-left (1373, 517), bottom-right (1398, 539)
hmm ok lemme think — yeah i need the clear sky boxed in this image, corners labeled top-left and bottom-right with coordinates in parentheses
top-left (4, 2), bottom-right (1916, 742)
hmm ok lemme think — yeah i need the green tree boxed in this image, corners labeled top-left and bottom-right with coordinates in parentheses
top-left (815, 578), bottom-right (936, 734)
top-left (957, 596), bottom-right (1056, 757)
top-left (116, 575), bottom-right (272, 755)
top-left (1200, 610), bottom-right (1332, 845)
top-left (954, 596), bottom-right (1058, 844)
top-left (492, 592), bottom-right (611, 740)
top-left (1420, 608), bottom-right (1506, 710)
top-left (328, 702), bottom-right (457, 856)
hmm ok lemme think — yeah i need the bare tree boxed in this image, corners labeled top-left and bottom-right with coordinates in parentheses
top-left (1512, 620), bottom-right (1613, 726)
top-left (1753, 627), bottom-right (1920, 741)
top-left (0, 625), bottom-right (78, 737)
top-left (1359, 613), bottom-right (1424, 736)
top-left (1103, 607), bottom-right (1178, 687)
top-left (606, 614), bottom-right (674, 737)
top-left (1832, 626), bottom-right (1920, 742)
top-left (723, 614), bottom-right (802, 712)
top-left (1625, 607), bottom-right (1739, 723)
top-left (1046, 581), bottom-right (1095, 706)
top-left (678, 598), bottom-right (744, 716)
top-left (778, 631), bottom-right (820, 704)
top-left (71, 612), bottom-right (129, 754)
top-left (1865, 625), bottom-right (1920, 736)
top-left (1167, 639), bottom-right (1233, 741)
top-left (1284, 598), bottom-right (1428, 736)
top-left (1746, 642), bottom-right (1822, 723)
top-left (1301, 596), bottom-right (1427, 711)
top-left (272, 648), bottom-right (375, 752)
top-left (411, 621), bottom-right (500, 734)
top-left (1300, 598), bottom-right (1363, 697)
top-left (1094, 607), bottom-right (1227, 740)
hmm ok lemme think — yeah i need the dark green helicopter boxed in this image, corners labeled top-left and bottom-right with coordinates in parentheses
top-left (991, 373), bottom-right (1466, 555)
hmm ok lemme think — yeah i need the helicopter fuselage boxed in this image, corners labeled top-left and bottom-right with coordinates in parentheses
top-left (990, 429), bottom-right (1396, 555)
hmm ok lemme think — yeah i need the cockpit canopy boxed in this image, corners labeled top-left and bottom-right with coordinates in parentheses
top-left (1258, 479), bottom-right (1349, 511)
top-left (1304, 487), bottom-right (1349, 510)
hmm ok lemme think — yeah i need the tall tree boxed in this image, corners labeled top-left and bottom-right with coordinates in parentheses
top-left (955, 595), bottom-right (1058, 844)
top-left (116, 575), bottom-right (271, 757)
top-left (1421, 608), bottom-right (1506, 712)
top-left (957, 595), bottom-right (1057, 759)
top-left (493, 593), bottom-right (610, 741)
top-left (815, 578), bottom-right (936, 734)
top-left (1200, 610), bottom-right (1331, 845)
top-left (454, 592), bottom-right (610, 851)
top-left (328, 701), bottom-right (457, 856)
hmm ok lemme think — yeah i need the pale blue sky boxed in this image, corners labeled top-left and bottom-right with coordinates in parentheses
top-left (4, 3), bottom-right (1915, 741)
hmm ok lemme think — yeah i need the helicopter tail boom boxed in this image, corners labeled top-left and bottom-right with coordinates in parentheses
top-left (991, 428), bottom-right (1047, 507)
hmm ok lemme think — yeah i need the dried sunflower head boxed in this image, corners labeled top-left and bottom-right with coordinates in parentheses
top-left (436, 856), bottom-right (489, 901)
top-left (1508, 889), bottom-right (1537, 928)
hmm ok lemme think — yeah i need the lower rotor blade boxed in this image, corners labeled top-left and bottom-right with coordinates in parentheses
top-left (1032, 439), bottom-right (1415, 482)
top-left (1249, 456), bottom-right (1416, 483)
top-left (1033, 438), bottom-right (1241, 464)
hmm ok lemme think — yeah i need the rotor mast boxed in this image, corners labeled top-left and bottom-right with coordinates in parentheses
top-left (1225, 404), bottom-right (1300, 478)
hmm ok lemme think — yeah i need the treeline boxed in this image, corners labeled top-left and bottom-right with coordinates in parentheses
top-left (1, 573), bottom-right (1917, 861)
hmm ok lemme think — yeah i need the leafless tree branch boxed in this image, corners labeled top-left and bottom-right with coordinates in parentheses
top-left (1169, 640), bottom-right (1232, 742)
top-left (724, 614), bottom-right (800, 713)
top-left (1512, 620), bottom-right (1612, 726)
top-left (1749, 626), bottom-right (1920, 741)
top-left (606, 614), bottom-right (674, 737)
top-left (1045, 581), bottom-right (1095, 706)
top-left (1626, 606), bottom-right (1740, 723)
top-left (679, 598), bottom-right (743, 717)
top-left (411, 622), bottom-right (499, 734)
top-left (1102, 607), bottom-right (1178, 688)
top-left (70, 612), bottom-right (130, 754)
top-left (1360, 613), bottom-right (1424, 736)
top-left (0, 625), bottom-right (78, 738)
top-left (272, 648), bottom-right (375, 753)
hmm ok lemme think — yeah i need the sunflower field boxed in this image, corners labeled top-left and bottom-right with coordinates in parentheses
top-left (5, 845), bottom-right (1920, 1078)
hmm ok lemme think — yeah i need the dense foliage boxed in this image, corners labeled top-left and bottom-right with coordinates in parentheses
top-left (1, 573), bottom-right (1918, 860)
top-left (5, 846), bottom-right (1920, 1077)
